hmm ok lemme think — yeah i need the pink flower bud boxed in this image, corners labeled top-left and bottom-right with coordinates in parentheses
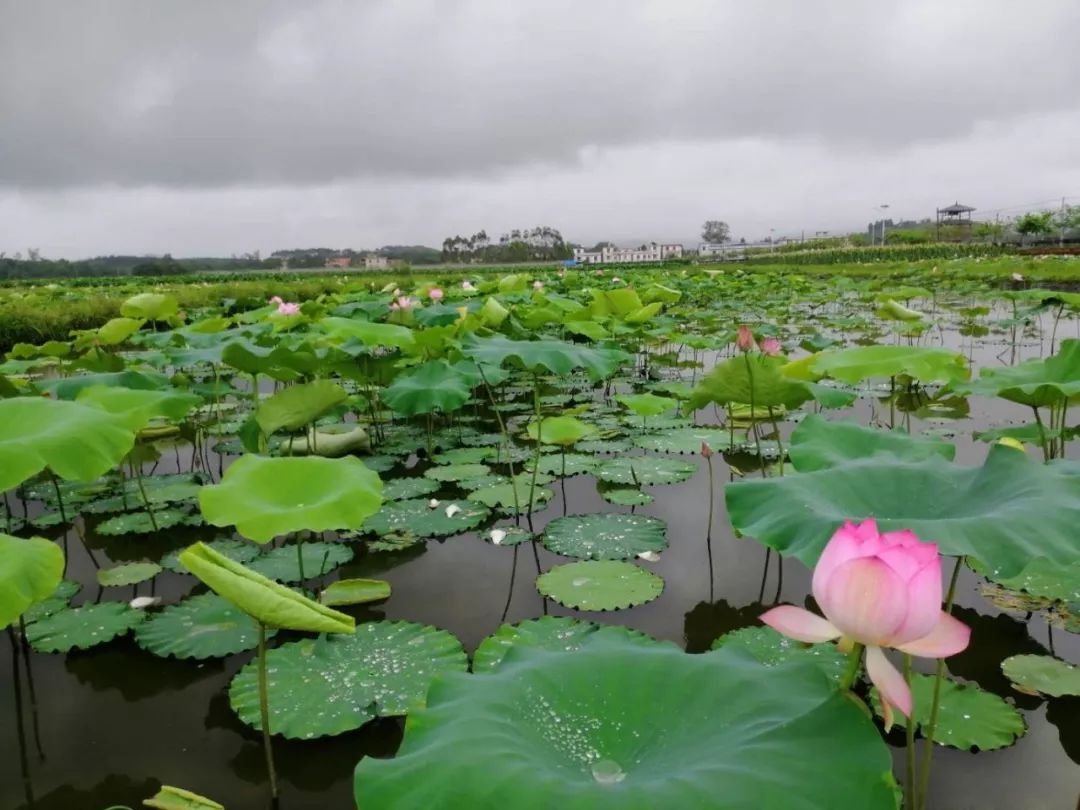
top-left (700, 441), bottom-right (714, 458)
top-left (428, 287), bottom-right (444, 301)
top-left (760, 337), bottom-right (782, 356)
top-left (736, 325), bottom-right (756, 353)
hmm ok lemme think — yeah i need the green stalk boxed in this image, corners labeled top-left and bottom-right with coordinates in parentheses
top-left (916, 557), bottom-right (962, 810)
top-left (742, 354), bottom-right (766, 476)
top-left (705, 454), bottom-right (715, 539)
top-left (527, 373), bottom-right (542, 526)
top-left (904, 653), bottom-right (916, 809)
top-left (257, 623), bottom-right (279, 800)
top-left (1032, 406), bottom-right (1050, 463)
top-left (839, 642), bottom-right (865, 691)
top-left (478, 367), bottom-right (521, 524)
top-left (132, 459), bottom-right (160, 532)
top-left (767, 405), bottom-right (785, 476)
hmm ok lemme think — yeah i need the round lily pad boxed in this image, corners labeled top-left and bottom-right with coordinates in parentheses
top-left (160, 538), bottom-right (260, 573)
top-left (424, 463), bottom-right (492, 482)
top-left (97, 562), bottom-right (162, 587)
top-left (710, 626), bottom-right (848, 684)
top-left (594, 456), bottom-right (697, 486)
top-left (229, 620), bottom-right (468, 739)
top-left (1001, 654), bottom-right (1080, 697)
top-left (247, 541), bottom-right (354, 583)
top-left (484, 526), bottom-right (534, 547)
top-left (541, 514), bottom-right (667, 561)
top-left (597, 484), bottom-right (654, 506)
top-left (432, 447), bottom-right (495, 465)
top-left (871, 673), bottom-right (1026, 751)
top-left (526, 453), bottom-right (599, 477)
top-left (26, 602), bottom-right (145, 653)
top-left (363, 498), bottom-right (490, 539)
top-left (536, 560), bottom-right (664, 611)
top-left (135, 593), bottom-right (272, 659)
top-left (468, 481), bottom-right (554, 512)
top-left (382, 476), bottom-right (440, 501)
top-left (633, 427), bottom-right (732, 454)
top-left (22, 579), bottom-right (81, 624)
top-left (355, 641), bottom-right (899, 809)
top-left (96, 508), bottom-right (202, 536)
top-left (472, 616), bottom-right (661, 672)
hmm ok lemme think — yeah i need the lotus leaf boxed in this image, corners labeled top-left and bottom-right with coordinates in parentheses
top-left (615, 392), bottom-right (676, 418)
top-left (726, 445), bottom-right (1080, 577)
top-left (597, 484), bottom-right (654, 506)
top-left (381, 476), bottom-right (440, 501)
top-left (709, 626), bottom-right (847, 684)
top-left (135, 593), bottom-right (272, 659)
top-left (198, 454), bottom-right (383, 542)
top-left (952, 338), bottom-right (1080, 408)
top-left (472, 616), bottom-right (662, 672)
top-left (788, 414), bottom-right (956, 471)
top-left (0, 533), bottom-right (64, 629)
top-left (97, 507), bottom-right (201, 536)
top-left (229, 621), bottom-right (467, 738)
top-left (143, 785), bottom-right (224, 810)
top-left (461, 334), bottom-right (630, 380)
top-left (120, 292), bottom-right (179, 320)
top-left (255, 379), bottom-right (347, 435)
top-left (319, 578), bottom-right (391, 606)
top-left (22, 579), bottom-right (80, 624)
top-left (594, 456), bottom-right (696, 486)
top-left (320, 317), bottom-right (416, 349)
top-left (542, 514), bottom-right (667, 560)
top-left (248, 541), bottom-right (354, 583)
top-left (0, 397), bottom-right (136, 491)
top-left (686, 353), bottom-right (814, 412)
top-left (161, 538), bottom-right (260, 573)
top-left (178, 542), bottom-right (354, 634)
top-left (75, 385), bottom-right (201, 432)
top-left (525, 415), bottom-right (596, 446)
top-left (363, 498), bottom-right (489, 538)
top-left (802, 345), bottom-right (969, 385)
top-left (1001, 654), bottom-right (1080, 697)
top-left (26, 602), bottom-right (145, 653)
top-left (383, 360), bottom-right (472, 416)
top-left (633, 426), bottom-right (731, 454)
top-left (537, 560), bottom-right (664, 611)
top-left (423, 463), bottom-right (491, 482)
top-left (97, 562), bottom-right (162, 587)
top-left (354, 641), bottom-right (898, 809)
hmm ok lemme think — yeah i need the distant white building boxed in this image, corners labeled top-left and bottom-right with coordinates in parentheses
top-left (573, 242), bottom-right (683, 265)
top-left (363, 255), bottom-right (390, 269)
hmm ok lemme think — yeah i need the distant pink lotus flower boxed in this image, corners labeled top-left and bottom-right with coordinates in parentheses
top-left (760, 519), bottom-right (970, 729)
top-left (428, 287), bottom-right (444, 301)
top-left (276, 301), bottom-right (300, 316)
top-left (760, 337), bottom-right (782, 356)
top-left (735, 324), bottom-right (756, 353)
top-left (391, 295), bottom-right (416, 311)
top-left (462, 280), bottom-right (475, 291)
top-left (700, 441), bottom-right (714, 458)
top-left (268, 295), bottom-right (284, 305)
top-left (533, 280), bottom-right (544, 290)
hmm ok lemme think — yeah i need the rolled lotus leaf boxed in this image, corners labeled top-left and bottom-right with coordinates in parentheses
top-left (178, 542), bottom-right (355, 634)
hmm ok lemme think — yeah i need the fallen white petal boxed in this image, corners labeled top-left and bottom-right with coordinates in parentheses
top-left (129, 596), bottom-right (161, 610)
top-left (637, 551), bottom-right (661, 562)
top-left (490, 529), bottom-right (507, 545)
top-left (428, 499), bottom-right (441, 509)
top-left (445, 504), bottom-right (462, 518)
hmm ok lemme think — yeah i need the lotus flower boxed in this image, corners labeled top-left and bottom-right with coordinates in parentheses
top-left (268, 295), bottom-right (284, 305)
top-left (736, 324), bottom-right (756, 353)
top-left (760, 337), bottom-right (782, 356)
top-left (392, 295), bottom-right (416, 311)
top-left (276, 302), bottom-right (300, 316)
top-left (429, 287), bottom-right (444, 301)
top-left (700, 441), bottom-right (714, 458)
top-left (760, 519), bottom-right (970, 729)
top-left (462, 280), bottom-right (475, 291)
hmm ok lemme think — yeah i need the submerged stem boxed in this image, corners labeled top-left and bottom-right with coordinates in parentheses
top-left (257, 623), bottom-right (279, 800)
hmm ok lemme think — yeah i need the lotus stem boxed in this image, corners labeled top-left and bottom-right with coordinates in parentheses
top-left (257, 623), bottom-right (279, 800)
top-left (477, 366), bottom-right (521, 524)
top-left (903, 653), bottom-right (916, 809)
top-left (767, 405), bottom-right (784, 475)
top-left (705, 454), bottom-right (715, 540)
top-left (48, 470), bottom-right (99, 571)
top-left (838, 642), bottom-right (864, 692)
top-left (1031, 406), bottom-right (1050, 463)
top-left (916, 556), bottom-right (962, 810)
top-left (742, 354), bottom-right (766, 476)
top-left (131, 459), bottom-right (159, 532)
top-left (527, 373), bottom-right (542, 529)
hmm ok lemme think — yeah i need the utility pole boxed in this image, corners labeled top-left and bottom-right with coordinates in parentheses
top-left (1061, 196), bottom-right (1067, 247)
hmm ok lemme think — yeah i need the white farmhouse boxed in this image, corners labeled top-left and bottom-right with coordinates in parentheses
top-left (363, 254), bottom-right (390, 269)
top-left (573, 242), bottom-right (683, 265)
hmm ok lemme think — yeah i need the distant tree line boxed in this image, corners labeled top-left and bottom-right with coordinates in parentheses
top-left (441, 226), bottom-right (573, 263)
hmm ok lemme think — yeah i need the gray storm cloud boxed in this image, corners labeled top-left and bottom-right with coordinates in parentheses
top-left (3, 0), bottom-right (1079, 190)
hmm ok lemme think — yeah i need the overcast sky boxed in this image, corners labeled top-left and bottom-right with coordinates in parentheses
top-left (3, 0), bottom-right (1080, 258)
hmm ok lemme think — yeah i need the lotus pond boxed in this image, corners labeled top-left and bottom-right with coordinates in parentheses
top-left (1, 266), bottom-right (1079, 809)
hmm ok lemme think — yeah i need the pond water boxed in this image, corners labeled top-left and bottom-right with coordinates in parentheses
top-left (2, 303), bottom-right (1079, 810)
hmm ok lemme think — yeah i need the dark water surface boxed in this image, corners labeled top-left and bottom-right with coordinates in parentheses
top-left (3, 320), bottom-right (1080, 810)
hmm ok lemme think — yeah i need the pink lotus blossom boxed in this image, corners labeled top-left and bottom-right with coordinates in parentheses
top-left (760, 337), bottom-right (782, 356)
top-left (428, 287), bottom-right (444, 301)
top-left (760, 519), bottom-right (969, 730)
top-left (268, 295), bottom-right (284, 305)
top-left (533, 280), bottom-right (544, 290)
top-left (700, 441), bottom-right (714, 458)
top-left (736, 324), bottom-right (756, 353)
top-left (276, 302), bottom-right (300, 316)
top-left (392, 295), bottom-right (416, 311)
top-left (462, 280), bottom-right (475, 291)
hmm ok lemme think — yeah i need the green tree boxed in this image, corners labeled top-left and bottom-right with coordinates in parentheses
top-left (1014, 212), bottom-right (1055, 245)
top-left (701, 220), bottom-right (731, 244)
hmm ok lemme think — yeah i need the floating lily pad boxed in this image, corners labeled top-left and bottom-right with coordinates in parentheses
top-left (229, 621), bottom-right (467, 739)
top-left (95, 508), bottom-right (202, 536)
top-left (381, 476), bottom-right (441, 501)
top-left (1001, 654), bottom-right (1080, 697)
top-left (22, 579), bottom-right (81, 624)
top-left (709, 626), bottom-right (848, 684)
top-left (432, 447), bottom-right (496, 465)
top-left (537, 560), bottom-right (664, 611)
top-left (423, 463), bottom-right (491, 483)
top-left (968, 556), bottom-right (1080, 603)
top-left (160, 538), bottom-right (260, 574)
top-left (633, 427), bottom-right (732, 454)
top-left (320, 578), bottom-right (391, 606)
top-left (594, 456), bottom-right (696, 486)
top-left (135, 593), bottom-right (271, 659)
top-left (484, 526), bottom-right (534, 547)
top-left (97, 562), bottom-right (162, 587)
top-left (576, 438), bottom-right (633, 455)
top-left (871, 673), bottom-right (1026, 751)
top-left (363, 498), bottom-right (490, 538)
top-left (26, 602), bottom-right (145, 653)
top-left (472, 616), bottom-right (662, 672)
top-left (597, 483), bottom-right (654, 506)
top-left (248, 541), bottom-right (354, 583)
top-left (354, 641), bottom-right (899, 809)
top-left (542, 514), bottom-right (667, 561)
top-left (468, 480), bottom-right (554, 511)
top-left (526, 452), bottom-right (599, 476)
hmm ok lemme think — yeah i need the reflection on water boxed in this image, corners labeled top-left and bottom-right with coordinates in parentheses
top-left (2, 299), bottom-right (1080, 809)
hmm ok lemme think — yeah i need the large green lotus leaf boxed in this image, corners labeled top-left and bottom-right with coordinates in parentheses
top-left (135, 593), bottom-right (272, 659)
top-left (871, 673), bottom-right (1026, 751)
top-left (0, 534), bottom-right (64, 629)
top-left (537, 560), bottom-right (664, 611)
top-left (788, 414), bottom-right (956, 472)
top-left (472, 616), bottom-right (662, 672)
top-left (354, 641), bottom-right (899, 809)
top-left (526, 452), bottom-right (599, 477)
top-left (594, 456), bottom-right (696, 486)
top-left (199, 455), bottom-right (383, 542)
top-left (542, 514), bottom-right (667, 561)
top-left (633, 426), bottom-right (731, 454)
top-left (248, 541), bottom-right (354, 583)
top-left (0, 397), bottom-right (136, 490)
top-left (461, 333), bottom-right (631, 380)
top-left (255, 379), bottom-right (347, 435)
top-left (803, 345), bottom-right (969, 385)
top-left (96, 561), bottom-right (162, 587)
top-left (22, 579), bottom-right (80, 624)
top-left (381, 476), bottom-right (440, 501)
top-left (726, 445), bottom-right (1080, 577)
top-left (431, 446), bottom-right (495, 465)
top-left (320, 578), bottom-right (391, 606)
top-left (320, 317), bottom-right (416, 349)
top-left (363, 497), bottom-right (489, 538)
top-left (75, 385), bottom-right (201, 432)
top-left (615, 393), bottom-right (676, 418)
top-left (709, 626), bottom-right (847, 684)
top-left (26, 602), bottom-right (145, 653)
top-left (96, 507), bottom-right (201, 536)
top-left (1001, 654), bottom-right (1080, 697)
top-left (423, 463), bottom-right (491, 482)
top-left (686, 353), bottom-right (814, 411)
top-left (178, 541), bottom-right (354, 634)
top-left (967, 555), bottom-right (1080, 604)
top-left (467, 477), bottom-right (554, 511)
top-left (229, 621), bottom-right (467, 739)
top-left (952, 339), bottom-right (1080, 408)
top-left (120, 292), bottom-right (179, 320)
top-left (383, 360), bottom-right (472, 416)
top-left (96, 316), bottom-right (145, 346)
top-left (525, 415), bottom-right (597, 446)
top-left (35, 369), bottom-right (170, 400)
